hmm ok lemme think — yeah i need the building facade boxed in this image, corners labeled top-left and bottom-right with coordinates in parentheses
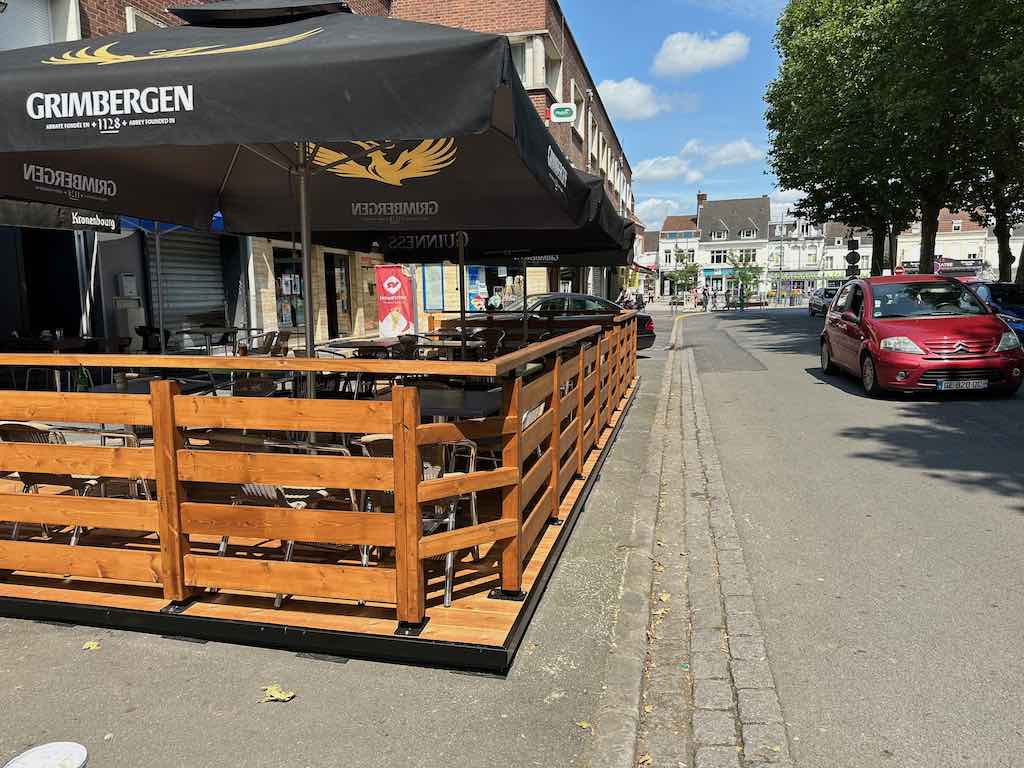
top-left (895, 208), bottom-right (1023, 277)
top-left (656, 215), bottom-right (698, 296)
top-left (695, 194), bottom-right (771, 295)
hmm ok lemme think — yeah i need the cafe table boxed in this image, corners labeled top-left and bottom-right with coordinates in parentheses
top-left (174, 327), bottom-right (241, 356)
top-left (90, 376), bottom-right (218, 396)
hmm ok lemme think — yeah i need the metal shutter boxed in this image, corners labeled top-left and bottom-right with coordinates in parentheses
top-left (0, 0), bottom-right (53, 51)
top-left (146, 230), bottom-right (226, 332)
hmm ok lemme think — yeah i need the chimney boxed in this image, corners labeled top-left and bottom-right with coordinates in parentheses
top-left (697, 192), bottom-right (708, 207)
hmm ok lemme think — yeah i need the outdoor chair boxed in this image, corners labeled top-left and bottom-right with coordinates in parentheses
top-left (240, 331), bottom-right (277, 356)
top-left (471, 328), bottom-right (506, 361)
top-left (354, 431), bottom-right (479, 607)
top-left (270, 330), bottom-right (292, 356)
top-left (231, 376), bottom-right (278, 398)
top-left (0, 422), bottom-right (98, 543)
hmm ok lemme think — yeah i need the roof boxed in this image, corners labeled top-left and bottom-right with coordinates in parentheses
top-left (699, 197), bottom-right (770, 242)
top-left (661, 215), bottom-right (698, 232)
top-left (642, 231), bottom-right (660, 252)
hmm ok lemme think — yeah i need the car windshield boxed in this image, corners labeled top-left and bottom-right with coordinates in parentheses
top-left (823, 289), bottom-right (837, 298)
top-left (872, 281), bottom-right (989, 318)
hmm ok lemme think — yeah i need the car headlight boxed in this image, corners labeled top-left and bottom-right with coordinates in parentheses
top-left (995, 330), bottom-right (1022, 352)
top-left (880, 336), bottom-right (925, 355)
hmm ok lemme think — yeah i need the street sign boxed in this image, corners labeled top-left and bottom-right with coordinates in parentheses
top-left (845, 250), bottom-right (861, 266)
top-left (846, 265), bottom-right (861, 277)
top-left (894, 265), bottom-right (906, 275)
top-left (549, 102), bottom-right (577, 123)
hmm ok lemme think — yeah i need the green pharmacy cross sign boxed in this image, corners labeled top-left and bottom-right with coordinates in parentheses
top-left (549, 103), bottom-right (577, 123)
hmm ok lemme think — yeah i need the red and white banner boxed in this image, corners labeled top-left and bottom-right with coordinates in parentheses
top-left (375, 265), bottom-right (416, 338)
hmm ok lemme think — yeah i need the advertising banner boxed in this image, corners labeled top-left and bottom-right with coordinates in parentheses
top-left (375, 265), bottom-right (416, 338)
top-left (466, 265), bottom-right (488, 311)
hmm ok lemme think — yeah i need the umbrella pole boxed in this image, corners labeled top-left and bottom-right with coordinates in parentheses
top-left (521, 256), bottom-right (528, 347)
top-left (298, 146), bottom-right (316, 400)
top-left (156, 222), bottom-right (166, 355)
top-left (458, 232), bottom-right (467, 359)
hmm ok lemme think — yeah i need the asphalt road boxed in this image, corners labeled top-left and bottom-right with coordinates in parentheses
top-left (684, 307), bottom-right (1024, 767)
top-left (0, 320), bottom-right (675, 768)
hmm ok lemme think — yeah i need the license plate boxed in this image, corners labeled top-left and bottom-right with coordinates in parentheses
top-left (936, 380), bottom-right (988, 391)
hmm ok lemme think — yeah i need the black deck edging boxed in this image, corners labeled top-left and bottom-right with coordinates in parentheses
top-left (0, 380), bottom-right (640, 675)
top-left (500, 378), bottom-right (639, 673)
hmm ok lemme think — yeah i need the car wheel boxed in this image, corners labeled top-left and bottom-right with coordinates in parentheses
top-left (808, 307), bottom-right (815, 317)
top-left (820, 340), bottom-right (837, 374)
top-left (861, 354), bottom-right (883, 397)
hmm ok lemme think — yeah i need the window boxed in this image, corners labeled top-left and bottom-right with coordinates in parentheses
top-left (510, 43), bottom-right (527, 84)
top-left (544, 41), bottom-right (563, 96)
top-left (740, 228), bottom-right (757, 239)
top-left (911, 222), bottom-right (921, 234)
top-left (834, 284), bottom-right (853, 312)
top-left (738, 249), bottom-right (757, 264)
top-left (665, 232), bottom-right (678, 240)
top-left (711, 231), bottom-right (727, 241)
top-left (273, 248), bottom-right (306, 329)
top-left (952, 219), bottom-right (962, 232)
top-left (125, 6), bottom-right (164, 30)
top-left (570, 296), bottom-right (617, 312)
top-left (806, 251), bottom-right (818, 265)
top-left (570, 80), bottom-right (586, 138)
top-left (711, 250), bottom-right (727, 264)
top-left (533, 297), bottom-right (567, 313)
top-left (834, 238), bottom-right (842, 246)
top-left (823, 255), bottom-right (834, 269)
top-left (663, 250), bottom-right (673, 266)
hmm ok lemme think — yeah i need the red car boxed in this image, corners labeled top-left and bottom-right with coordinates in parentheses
top-left (820, 275), bottom-right (1024, 397)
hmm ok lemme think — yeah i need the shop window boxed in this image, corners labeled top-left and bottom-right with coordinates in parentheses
top-left (273, 248), bottom-right (305, 329)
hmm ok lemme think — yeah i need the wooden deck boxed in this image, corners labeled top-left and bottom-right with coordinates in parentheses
top-left (0, 381), bottom-right (636, 671)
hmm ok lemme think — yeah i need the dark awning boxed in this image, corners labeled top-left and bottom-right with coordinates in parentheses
top-left (168, 0), bottom-right (351, 26)
top-left (0, 199), bottom-right (120, 234)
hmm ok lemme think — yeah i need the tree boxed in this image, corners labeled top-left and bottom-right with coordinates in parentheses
top-left (727, 254), bottom-right (763, 304)
top-left (667, 263), bottom-right (700, 294)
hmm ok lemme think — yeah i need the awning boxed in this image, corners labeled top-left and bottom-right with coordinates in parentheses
top-left (0, 199), bottom-right (120, 233)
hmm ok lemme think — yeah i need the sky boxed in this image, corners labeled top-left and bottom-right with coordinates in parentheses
top-left (560, 0), bottom-right (796, 231)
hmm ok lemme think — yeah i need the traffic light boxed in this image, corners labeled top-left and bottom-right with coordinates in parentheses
top-left (845, 243), bottom-right (861, 277)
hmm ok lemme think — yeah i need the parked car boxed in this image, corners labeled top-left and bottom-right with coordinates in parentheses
top-left (819, 276), bottom-right (1024, 397)
top-left (808, 287), bottom-right (839, 317)
top-left (504, 292), bottom-right (657, 350)
top-left (973, 282), bottom-right (1024, 342)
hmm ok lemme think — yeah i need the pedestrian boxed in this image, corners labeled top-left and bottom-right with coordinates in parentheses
top-left (738, 283), bottom-right (746, 311)
top-left (702, 287), bottom-right (710, 312)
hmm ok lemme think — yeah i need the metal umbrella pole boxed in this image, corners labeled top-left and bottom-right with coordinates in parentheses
top-left (458, 231), bottom-right (467, 360)
top-left (298, 143), bottom-right (316, 400)
top-left (521, 255), bottom-right (529, 347)
top-left (155, 222), bottom-right (165, 354)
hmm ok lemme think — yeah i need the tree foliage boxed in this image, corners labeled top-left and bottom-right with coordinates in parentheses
top-left (667, 263), bottom-right (700, 292)
top-left (767, 0), bottom-right (1024, 277)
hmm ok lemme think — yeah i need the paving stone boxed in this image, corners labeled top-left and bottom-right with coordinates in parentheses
top-left (731, 659), bottom-right (774, 689)
top-left (691, 651), bottom-right (729, 680)
top-left (724, 595), bottom-right (756, 614)
top-left (691, 603), bottom-right (726, 629)
top-left (719, 576), bottom-right (753, 596)
top-left (691, 628), bottom-right (727, 656)
top-left (743, 723), bottom-right (791, 763)
top-left (716, 537), bottom-right (742, 551)
top-left (728, 635), bottom-right (767, 661)
top-left (695, 746), bottom-right (742, 768)
top-left (716, 549), bottom-right (745, 566)
top-left (725, 612), bottom-right (762, 637)
top-left (695, 679), bottom-right (735, 710)
top-left (692, 709), bottom-right (738, 746)
top-left (738, 688), bottom-right (784, 724)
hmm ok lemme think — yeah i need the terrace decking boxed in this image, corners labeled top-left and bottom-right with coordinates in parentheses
top-left (0, 317), bottom-right (638, 673)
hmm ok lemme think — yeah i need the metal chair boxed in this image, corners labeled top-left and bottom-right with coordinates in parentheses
top-left (270, 330), bottom-right (292, 356)
top-left (0, 422), bottom-right (97, 543)
top-left (472, 328), bottom-right (507, 361)
top-left (240, 331), bottom-right (277, 356)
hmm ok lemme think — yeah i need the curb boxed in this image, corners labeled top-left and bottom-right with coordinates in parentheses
top-left (581, 315), bottom-right (683, 768)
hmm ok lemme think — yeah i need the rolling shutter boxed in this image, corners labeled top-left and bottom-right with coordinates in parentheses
top-left (146, 230), bottom-right (226, 332)
top-left (0, 0), bottom-right (53, 51)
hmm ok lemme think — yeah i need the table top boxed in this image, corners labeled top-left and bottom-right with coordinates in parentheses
top-left (174, 327), bottom-right (239, 336)
top-left (90, 377), bottom-right (215, 396)
top-left (321, 338), bottom-right (402, 350)
top-left (416, 387), bottom-right (503, 419)
top-left (417, 338), bottom-right (485, 349)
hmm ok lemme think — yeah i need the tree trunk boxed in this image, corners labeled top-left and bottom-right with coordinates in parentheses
top-left (888, 224), bottom-right (900, 273)
top-left (919, 197), bottom-right (942, 274)
top-left (1016, 240), bottom-right (1024, 285)
top-left (870, 221), bottom-right (886, 276)
top-left (993, 201), bottom-right (1014, 282)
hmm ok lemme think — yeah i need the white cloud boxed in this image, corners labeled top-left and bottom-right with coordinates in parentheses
top-left (652, 31), bottom-right (750, 77)
top-left (635, 138), bottom-right (764, 186)
top-left (634, 155), bottom-right (705, 183)
top-left (598, 78), bottom-right (670, 121)
top-left (703, 139), bottom-right (764, 169)
top-left (636, 198), bottom-right (682, 229)
top-left (770, 189), bottom-right (804, 220)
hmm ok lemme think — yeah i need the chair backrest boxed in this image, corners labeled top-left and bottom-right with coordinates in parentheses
top-left (472, 327), bottom-right (506, 360)
top-left (271, 330), bottom-right (292, 356)
top-left (246, 331), bottom-right (277, 356)
top-left (0, 422), bottom-right (76, 488)
top-left (395, 335), bottom-right (420, 361)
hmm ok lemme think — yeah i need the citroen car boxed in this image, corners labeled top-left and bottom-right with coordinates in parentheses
top-left (819, 276), bottom-right (1024, 396)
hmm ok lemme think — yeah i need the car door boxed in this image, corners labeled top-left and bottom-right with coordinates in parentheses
top-left (841, 284), bottom-right (868, 367)
top-left (826, 283), bottom-right (855, 369)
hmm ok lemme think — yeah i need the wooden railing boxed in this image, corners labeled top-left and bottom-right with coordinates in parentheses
top-left (0, 315), bottom-right (638, 627)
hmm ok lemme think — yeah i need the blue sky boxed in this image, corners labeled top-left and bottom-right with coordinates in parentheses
top-left (560, 0), bottom-right (796, 230)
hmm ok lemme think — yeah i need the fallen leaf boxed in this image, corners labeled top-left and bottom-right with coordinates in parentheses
top-left (679, 662), bottom-right (690, 671)
top-left (637, 753), bottom-right (652, 765)
top-left (658, 592), bottom-right (671, 603)
top-left (260, 683), bottom-right (296, 703)
top-left (575, 721), bottom-right (592, 730)
top-left (81, 640), bottom-right (101, 651)
top-left (103, 734), bottom-right (114, 742)
top-left (770, 745), bottom-right (782, 752)
top-left (656, 539), bottom-right (665, 547)
top-left (643, 704), bottom-right (654, 714)
top-left (653, 562), bottom-right (665, 573)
